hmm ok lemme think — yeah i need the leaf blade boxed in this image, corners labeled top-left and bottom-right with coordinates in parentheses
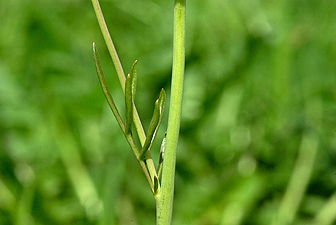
top-left (93, 42), bottom-right (125, 132)
top-left (125, 73), bottom-right (133, 134)
top-left (139, 89), bottom-right (166, 160)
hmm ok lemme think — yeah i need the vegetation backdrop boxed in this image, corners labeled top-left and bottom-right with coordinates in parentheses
top-left (0, 0), bottom-right (336, 224)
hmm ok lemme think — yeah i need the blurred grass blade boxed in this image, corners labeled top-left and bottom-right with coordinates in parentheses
top-left (93, 42), bottom-right (125, 132)
top-left (273, 131), bottom-right (319, 225)
top-left (139, 89), bottom-right (166, 160)
top-left (125, 73), bottom-right (132, 134)
top-left (314, 192), bottom-right (336, 225)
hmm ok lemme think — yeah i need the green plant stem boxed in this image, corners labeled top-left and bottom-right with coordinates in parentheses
top-left (91, 0), bottom-right (125, 87)
top-left (94, 42), bottom-right (154, 192)
top-left (91, 0), bottom-right (145, 144)
top-left (155, 0), bottom-right (186, 224)
top-left (91, 0), bottom-right (158, 189)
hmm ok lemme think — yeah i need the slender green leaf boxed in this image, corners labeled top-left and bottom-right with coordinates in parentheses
top-left (139, 89), bottom-right (166, 160)
top-left (125, 60), bottom-right (137, 135)
top-left (130, 60), bottom-right (138, 100)
top-left (139, 100), bottom-right (160, 159)
top-left (93, 42), bottom-right (125, 132)
top-left (125, 73), bottom-right (132, 134)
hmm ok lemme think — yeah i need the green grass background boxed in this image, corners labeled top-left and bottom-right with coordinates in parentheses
top-left (1, 0), bottom-right (336, 224)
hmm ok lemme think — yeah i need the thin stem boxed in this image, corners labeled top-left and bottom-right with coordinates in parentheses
top-left (155, 0), bottom-right (186, 224)
top-left (91, 0), bottom-right (158, 188)
top-left (94, 43), bottom-right (154, 192)
top-left (125, 134), bottom-right (155, 193)
top-left (91, 0), bottom-right (126, 87)
top-left (91, 0), bottom-right (145, 144)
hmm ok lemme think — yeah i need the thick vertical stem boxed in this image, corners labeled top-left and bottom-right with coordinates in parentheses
top-left (155, 0), bottom-right (185, 224)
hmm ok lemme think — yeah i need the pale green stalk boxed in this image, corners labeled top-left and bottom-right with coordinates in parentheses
top-left (91, 0), bottom-right (146, 144)
top-left (92, 0), bottom-right (186, 222)
top-left (91, 0), bottom-right (158, 188)
top-left (315, 192), bottom-right (336, 225)
top-left (272, 131), bottom-right (319, 225)
top-left (155, 0), bottom-right (186, 224)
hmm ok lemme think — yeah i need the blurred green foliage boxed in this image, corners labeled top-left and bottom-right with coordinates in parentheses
top-left (1, 0), bottom-right (336, 224)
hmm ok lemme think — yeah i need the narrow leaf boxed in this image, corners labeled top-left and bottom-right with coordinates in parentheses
top-left (93, 42), bottom-right (125, 131)
top-left (125, 73), bottom-right (132, 134)
top-left (158, 88), bottom-right (165, 115)
top-left (125, 60), bottom-right (137, 135)
top-left (139, 99), bottom-right (160, 159)
top-left (130, 60), bottom-right (137, 100)
top-left (139, 89), bottom-right (166, 160)
top-left (155, 89), bottom-right (166, 141)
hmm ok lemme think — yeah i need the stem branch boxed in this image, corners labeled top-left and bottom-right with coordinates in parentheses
top-left (91, 0), bottom-right (158, 189)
